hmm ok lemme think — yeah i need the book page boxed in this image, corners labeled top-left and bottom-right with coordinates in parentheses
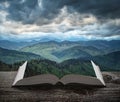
top-left (15, 74), bottom-right (59, 86)
top-left (60, 74), bottom-right (103, 86)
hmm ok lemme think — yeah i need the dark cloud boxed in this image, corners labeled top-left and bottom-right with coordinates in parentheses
top-left (2, 0), bottom-right (119, 25)
top-left (0, 0), bottom-right (120, 40)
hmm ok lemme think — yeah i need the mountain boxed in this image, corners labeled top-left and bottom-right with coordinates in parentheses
top-left (21, 40), bottom-right (120, 62)
top-left (20, 41), bottom-right (97, 62)
top-left (0, 47), bottom-right (42, 64)
top-left (1, 40), bottom-right (120, 51)
top-left (21, 41), bottom-right (78, 62)
top-left (78, 40), bottom-right (120, 53)
top-left (0, 39), bottom-right (117, 67)
top-left (0, 38), bottom-right (62, 50)
top-left (0, 40), bottom-right (38, 50)
top-left (0, 51), bottom-right (120, 78)
top-left (91, 51), bottom-right (120, 71)
top-left (52, 45), bottom-right (103, 60)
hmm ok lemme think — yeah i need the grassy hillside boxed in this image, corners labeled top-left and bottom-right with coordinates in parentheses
top-left (0, 47), bottom-right (42, 64)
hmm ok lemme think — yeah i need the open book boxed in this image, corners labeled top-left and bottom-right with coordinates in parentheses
top-left (12, 61), bottom-right (106, 87)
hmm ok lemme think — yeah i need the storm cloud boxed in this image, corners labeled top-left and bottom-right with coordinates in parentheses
top-left (0, 0), bottom-right (120, 41)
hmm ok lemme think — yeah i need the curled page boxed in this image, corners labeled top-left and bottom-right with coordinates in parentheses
top-left (12, 61), bottom-right (27, 86)
top-left (91, 60), bottom-right (106, 86)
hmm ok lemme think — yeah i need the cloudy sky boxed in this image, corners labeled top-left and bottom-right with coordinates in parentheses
top-left (0, 0), bottom-right (120, 41)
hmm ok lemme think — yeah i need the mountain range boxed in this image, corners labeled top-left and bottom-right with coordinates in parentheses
top-left (91, 51), bottom-right (120, 71)
top-left (0, 40), bottom-right (119, 73)
top-left (21, 40), bottom-right (120, 62)
top-left (0, 40), bottom-right (39, 50)
top-left (0, 47), bottom-right (42, 64)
